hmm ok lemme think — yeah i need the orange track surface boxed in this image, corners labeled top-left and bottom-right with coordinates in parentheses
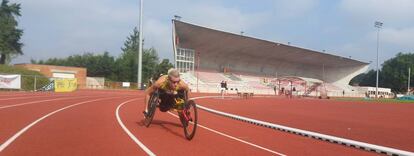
top-left (0, 90), bottom-right (393, 155)
top-left (196, 96), bottom-right (414, 152)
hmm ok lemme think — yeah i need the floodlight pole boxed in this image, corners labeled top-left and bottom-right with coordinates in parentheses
top-left (374, 21), bottom-right (383, 98)
top-left (408, 67), bottom-right (411, 95)
top-left (138, 0), bottom-right (143, 89)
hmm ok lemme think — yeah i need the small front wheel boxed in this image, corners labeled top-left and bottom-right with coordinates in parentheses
top-left (180, 100), bottom-right (197, 140)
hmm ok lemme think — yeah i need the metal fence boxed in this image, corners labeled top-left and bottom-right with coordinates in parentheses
top-left (0, 73), bottom-right (51, 91)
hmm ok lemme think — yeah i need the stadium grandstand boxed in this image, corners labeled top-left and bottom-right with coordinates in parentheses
top-left (172, 20), bottom-right (369, 97)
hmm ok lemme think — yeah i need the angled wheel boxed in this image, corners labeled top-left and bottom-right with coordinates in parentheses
top-left (180, 100), bottom-right (198, 140)
top-left (144, 92), bottom-right (158, 127)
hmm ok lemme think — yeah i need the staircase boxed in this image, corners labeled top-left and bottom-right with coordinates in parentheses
top-left (223, 73), bottom-right (242, 81)
top-left (304, 83), bottom-right (322, 96)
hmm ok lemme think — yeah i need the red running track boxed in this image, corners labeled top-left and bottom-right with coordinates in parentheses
top-left (0, 90), bottom-right (379, 155)
top-left (196, 96), bottom-right (414, 152)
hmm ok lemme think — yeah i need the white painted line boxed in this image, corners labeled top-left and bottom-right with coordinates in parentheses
top-left (0, 97), bottom-right (116, 152)
top-left (116, 98), bottom-right (156, 156)
top-left (166, 112), bottom-right (286, 156)
top-left (196, 103), bottom-right (414, 156)
top-left (0, 96), bottom-right (96, 110)
top-left (190, 96), bottom-right (238, 100)
top-left (0, 95), bottom-right (67, 101)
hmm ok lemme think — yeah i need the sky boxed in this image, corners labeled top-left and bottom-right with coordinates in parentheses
top-left (10, 0), bottom-right (414, 69)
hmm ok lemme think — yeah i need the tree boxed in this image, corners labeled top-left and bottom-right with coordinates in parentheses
top-left (358, 70), bottom-right (379, 87)
top-left (381, 53), bottom-right (414, 93)
top-left (32, 52), bottom-right (116, 79)
top-left (349, 73), bottom-right (366, 86)
top-left (115, 27), bottom-right (140, 82)
top-left (350, 52), bottom-right (414, 93)
top-left (142, 48), bottom-right (159, 83)
top-left (153, 59), bottom-right (174, 80)
top-left (116, 27), bottom-right (160, 83)
top-left (32, 27), bottom-right (174, 84)
top-left (0, 0), bottom-right (23, 64)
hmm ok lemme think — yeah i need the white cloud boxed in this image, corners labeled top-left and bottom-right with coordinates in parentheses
top-left (336, 0), bottom-right (414, 66)
top-left (12, 0), bottom-right (270, 63)
top-left (340, 0), bottom-right (414, 23)
top-left (177, 1), bottom-right (268, 34)
top-left (333, 26), bottom-right (414, 69)
top-left (272, 0), bottom-right (319, 19)
top-left (143, 19), bottom-right (172, 59)
top-left (380, 27), bottom-right (414, 48)
top-left (11, 0), bottom-right (139, 63)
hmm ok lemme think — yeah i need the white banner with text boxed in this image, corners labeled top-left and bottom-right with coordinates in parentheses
top-left (0, 75), bottom-right (21, 89)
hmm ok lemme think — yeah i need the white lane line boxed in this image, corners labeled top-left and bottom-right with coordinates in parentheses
top-left (0, 97), bottom-right (117, 152)
top-left (0, 93), bottom-right (43, 97)
top-left (0, 96), bottom-right (98, 110)
top-left (115, 98), bottom-right (156, 156)
top-left (0, 95), bottom-right (68, 101)
top-left (166, 112), bottom-right (286, 156)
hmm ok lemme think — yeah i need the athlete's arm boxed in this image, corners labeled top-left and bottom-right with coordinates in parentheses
top-left (144, 76), bottom-right (166, 111)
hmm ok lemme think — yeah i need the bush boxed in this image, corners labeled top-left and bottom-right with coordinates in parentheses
top-left (0, 65), bottom-right (50, 91)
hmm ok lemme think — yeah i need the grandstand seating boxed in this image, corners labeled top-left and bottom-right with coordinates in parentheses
top-left (180, 71), bottom-right (274, 94)
top-left (180, 72), bottom-right (199, 86)
top-left (180, 70), bottom-right (352, 96)
top-left (223, 73), bottom-right (242, 81)
top-left (197, 71), bottom-right (228, 83)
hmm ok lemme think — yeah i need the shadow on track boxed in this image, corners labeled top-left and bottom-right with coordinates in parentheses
top-left (137, 119), bottom-right (185, 139)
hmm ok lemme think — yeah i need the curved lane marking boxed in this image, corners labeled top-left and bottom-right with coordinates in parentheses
top-left (0, 95), bottom-right (68, 101)
top-left (115, 98), bottom-right (156, 156)
top-left (0, 97), bottom-right (118, 152)
top-left (166, 112), bottom-right (286, 156)
top-left (0, 96), bottom-right (97, 110)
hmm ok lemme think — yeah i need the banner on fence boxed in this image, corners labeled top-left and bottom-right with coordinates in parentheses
top-left (0, 74), bottom-right (21, 89)
top-left (122, 82), bottom-right (130, 87)
top-left (54, 78), bottom-right (77, 92)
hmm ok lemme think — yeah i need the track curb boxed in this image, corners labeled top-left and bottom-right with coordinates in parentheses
top-left (192, 96), bottom-right (414, 156)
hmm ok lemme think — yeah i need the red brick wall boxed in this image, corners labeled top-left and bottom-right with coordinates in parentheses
top-left (14, 64), bottom-right (87, 89)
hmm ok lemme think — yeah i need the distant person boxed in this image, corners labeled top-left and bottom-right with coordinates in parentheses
top-left (224, 81), bottom-right (228, 93)
top-left (286, 90), bottom-right (292, 98)
top-left (281, 87), bottom-right (285, 95)
top-left (220, 81), bottom-right (225, 95)
top-left (292, 87), bottom-right (296, 96)
top-left (342, 90), bottom-right (345, 97)
top-left (273, 86), bottom-right (277, 95)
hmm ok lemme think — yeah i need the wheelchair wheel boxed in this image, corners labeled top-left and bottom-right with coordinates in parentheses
top-left (144, 92), bottom-right (158, 127)
top-left (180, 100), bottom-right (198, 140)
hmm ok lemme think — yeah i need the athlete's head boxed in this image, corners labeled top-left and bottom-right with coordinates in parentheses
top-left (167, 68), bottom-right (180, 85)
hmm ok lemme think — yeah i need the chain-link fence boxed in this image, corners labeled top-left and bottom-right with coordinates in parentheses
top-left (0, 74), bottom-right (51, 91)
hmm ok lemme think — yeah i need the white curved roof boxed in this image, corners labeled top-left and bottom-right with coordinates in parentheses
top-left (174, 20), bottom-right (368, 68)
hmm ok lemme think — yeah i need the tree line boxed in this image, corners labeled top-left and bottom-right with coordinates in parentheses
top-left (0, 0), bottom-right (173, 83)
top-left (31, 28), bottom-right (173, 83)
top-left (350, 52), bottom-right (414, 93)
